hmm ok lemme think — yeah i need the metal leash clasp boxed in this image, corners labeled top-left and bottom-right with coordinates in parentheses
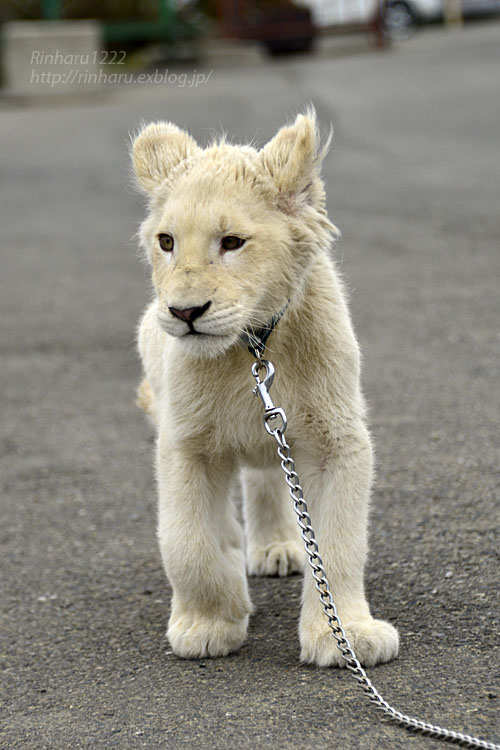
top-left (251, 358), bottom-right (287, 436)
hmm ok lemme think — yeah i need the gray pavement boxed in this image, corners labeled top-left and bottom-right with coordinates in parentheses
top-left (1, 22), bottom-right (499, 750)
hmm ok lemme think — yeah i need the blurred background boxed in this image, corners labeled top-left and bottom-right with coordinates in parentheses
top-left (1, 0), bottom-right (500, 80)
top-left (1, 3), bottom-right (499, 750)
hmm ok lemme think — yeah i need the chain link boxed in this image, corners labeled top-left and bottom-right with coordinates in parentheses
top-left (251, 355), bottom-right (500, 750)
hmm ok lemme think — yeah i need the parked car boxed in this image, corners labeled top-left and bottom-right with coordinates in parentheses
top-left (383, 0), bottom-right (441, 38)
top-left (302, 0), bottom-right (500, 39)
top-left (384, 0), bottom-right (500, 38)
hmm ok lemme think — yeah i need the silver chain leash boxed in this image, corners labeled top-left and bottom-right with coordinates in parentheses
top-left (251, 355), bottom-right (500, 750)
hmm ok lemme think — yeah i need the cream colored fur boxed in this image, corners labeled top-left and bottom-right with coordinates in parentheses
top-left (132, 110), bottom-right (399, 666)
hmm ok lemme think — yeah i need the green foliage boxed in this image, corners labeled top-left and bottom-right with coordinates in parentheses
top-left (1, 0), bottom-right (168, 22)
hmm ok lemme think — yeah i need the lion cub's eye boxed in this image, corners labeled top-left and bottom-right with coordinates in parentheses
top-left (158, 233), bottom-right (174, 252)
top-left (221, 236), bottom-right (245, 251)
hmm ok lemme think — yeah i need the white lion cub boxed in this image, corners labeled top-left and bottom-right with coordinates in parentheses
top-left (133, 110), bottom-right (399, 667)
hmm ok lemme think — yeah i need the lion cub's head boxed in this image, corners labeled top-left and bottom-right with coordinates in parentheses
top-left (132, 109), bottom-right (337, 358)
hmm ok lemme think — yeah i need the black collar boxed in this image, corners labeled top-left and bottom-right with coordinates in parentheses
top-left (240, 300), bottom-right (290, 357)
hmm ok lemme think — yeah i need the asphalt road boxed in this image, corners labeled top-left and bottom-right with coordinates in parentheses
top-left (1, 22), bottom-right (499, 750)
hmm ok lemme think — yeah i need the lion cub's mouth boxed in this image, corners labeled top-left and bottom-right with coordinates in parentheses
top-left (184, 323), bottom-right (220, 338)
top-left (156, 306), bottom-right (247, 356)
top-left (158, 311), bottom-right (236, 339)
top-left (184, 330), bottom-right (229, 340)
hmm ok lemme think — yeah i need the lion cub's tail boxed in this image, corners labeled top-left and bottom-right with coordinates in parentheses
top-left (136, 377), bottom-right (157, 425)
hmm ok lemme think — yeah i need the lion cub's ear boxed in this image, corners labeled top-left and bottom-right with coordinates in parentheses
top-left (132, 121), bottom-right (198, 194)
top-left (259, 109), bottom-right (330, 212)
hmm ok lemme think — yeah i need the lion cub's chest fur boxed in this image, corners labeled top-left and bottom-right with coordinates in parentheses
top-left (139, 253), bottom-right (363, 469)
top-left (140, 298), bottom-right (284, 463)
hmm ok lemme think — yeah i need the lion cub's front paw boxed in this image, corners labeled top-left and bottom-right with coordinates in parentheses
top-left (167, 613), bottom-right (249, 659)
top-left (247, 541), bottom-right (305, 577)
top-left (300, 617), bottom-right (399, 668)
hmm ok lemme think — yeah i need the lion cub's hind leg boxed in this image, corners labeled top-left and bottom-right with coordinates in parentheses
top-left (242, 466), bottom-right (305, 577)
top-left (136, 377), bottom-right (157, 427)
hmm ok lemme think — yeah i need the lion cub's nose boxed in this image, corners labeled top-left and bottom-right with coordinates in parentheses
top-left (169, 301), bottom-right (212, 323)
